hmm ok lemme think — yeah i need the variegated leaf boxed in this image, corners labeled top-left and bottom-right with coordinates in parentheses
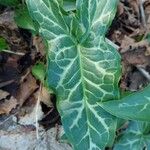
top-left (63, 0), bottom-right (76, 11)
top-left (76, 0), bottom-right (119, 42)
top-left (99, 85), bottom-right (150, 122)
top-left (114, 121), bottom-right (150, 150)
top-left (27, 0), bottom-right (121, 149)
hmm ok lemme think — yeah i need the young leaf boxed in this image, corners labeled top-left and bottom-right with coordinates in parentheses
top-left (0, 37), bottom-right (9, 51)
top-left (14, 6), bottom-right (37, 32)
top-left (32, 62), bottom-right (46, 84)
top-left (99, 85), bottom-right (150, 122)
top-left (27, 0), bottom-right (121, 149)
top-left (32, 62), bottom-right (51, 90)
top-left (114, 121), bottom-right (150, 150)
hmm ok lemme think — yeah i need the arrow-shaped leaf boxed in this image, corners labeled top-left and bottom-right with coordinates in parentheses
top-left (27, 0), bottom-right (121, 149)
top-left (99, 85), bottom-right (150, 122)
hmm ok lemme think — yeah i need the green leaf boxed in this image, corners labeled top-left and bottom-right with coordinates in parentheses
top-left (0, 37), bottom-right (9, 51)
top-left (0, 0), bottom-right (19, 6)
top-left (32, 62), bottom-right (53, 92)
top-left (116, 119), bottom-right (127, 129)
top-left (76, 0), bottom-right (119, 42)
top-left (99, 85), bottom-right (150, 122)
top-left (14, 6), bottom-right (36, 32)
top-left (27, 0), bottom-right (121, 149)
top-left (32, 62), bottom-right (46, 84)
top-left (120, 90), bottom-right (132, 98)
top-left (114, 121), bottom-right (150, 150)
top-left (145, 135), bottom-right (150, 150)
top-left (63, 0), bottom-right (76, 11)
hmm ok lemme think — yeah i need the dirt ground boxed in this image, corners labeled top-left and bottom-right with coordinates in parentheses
top-left (0, 0), bottom-right (150, 150)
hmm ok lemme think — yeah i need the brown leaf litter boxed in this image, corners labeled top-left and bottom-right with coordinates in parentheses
top-left (0, 90), bottom-right (18, 115)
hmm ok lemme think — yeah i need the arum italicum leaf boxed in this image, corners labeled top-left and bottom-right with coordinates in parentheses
top-left (99, 85), bottom-right (150, 122)
top-left (27, 0), bottom-right (121, 149)
top-left (114, 121), bottom-right (150, 150)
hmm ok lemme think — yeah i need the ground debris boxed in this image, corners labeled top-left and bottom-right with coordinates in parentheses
top-left (0, 90), bottom-right (18, 115)
top-left (0, 125), bottom-right (72, 150)
top-left (15, 74), bottom-right (38, 106)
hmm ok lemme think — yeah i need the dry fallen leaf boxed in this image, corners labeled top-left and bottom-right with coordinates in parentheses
top-left (131, 0), bottom-right (140, 15)
top-left (122, 45), bottom-right (150, 66)
top-left (118, 2), bottom-right (124, 16)
top-left (32, 36), bottom-right (45, 56)
top-left (145, 46), bottom-right (150, 56)
top-left (0, 11), bottom-right (17, 30)
top-left (16, 74), bottom-right (38, 106)
top-left (111, 30), bottom-right (124, 45)
top-left (0, 90), bottom-right (18, 115)
top-left (0, 89), bottom-right (9, 100)
top-left (120, 35), bottom-right (135, 53)
top-left (34, 86), bottom-right (52, 107)
top-left (144, 1), bottom-right (150, 29)
top-left (18, 100), bottom-right (43, 126)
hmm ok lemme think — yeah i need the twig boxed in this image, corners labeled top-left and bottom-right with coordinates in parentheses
top-left (2, 49), bottom-right (25, 56)
top-left (105, 38), bottom-right (119, 50)
top-left (138, 0), bottom-right (147, 28)
top-left (0, 80), bottom-right (14, 88)
top-left (120, 39), bottom-right (148, 53)
top-left (136, 65), bottom-right (150, 81)
top-left (35, 84), bottom-right (42, 139)
top-left (0, 111), bottom-right (18, 126)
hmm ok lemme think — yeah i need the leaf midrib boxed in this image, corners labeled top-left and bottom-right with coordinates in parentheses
top-left (77, 44), bottom-right (92, 147)
top-left (77, 44), bottom-right (109, 148)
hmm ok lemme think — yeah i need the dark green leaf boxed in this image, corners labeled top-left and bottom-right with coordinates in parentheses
top-left (116, 119), bottom-right (127, 129)
top-left (63, 0), bottom-right (76, 11)
top-left (0, 0), bottom-right (19, 6)
top-left (0, 37), bottom-right (9, 51)
top-left (27, 0), bottom-right (121, 149)
top-left (145, 135), bottom-right (150, 150)
top-left (14, 6), bottom-right (36, 32)
top-left (120, 90), bottom-right (132, 98)
top-left (146, 33), bottom-right (150, 43)
top-left (32, 62), bottom-right (46, 83)
top-left (114, 121), bottom-right (150, 150)
top-left (99, 85), bottom-right (150, 122)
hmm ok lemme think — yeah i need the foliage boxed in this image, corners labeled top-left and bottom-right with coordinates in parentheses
top-left (0, 0), bottom-right (20, 6)
top-left (0, 0), bottom-right (37, 33)
top-left (0, 37), bottom-right (9, 51)
top-left (27, 0), bottom-right (121, 149)
top-left (32, 62), bottom-right (46, 84)
top-left (63, 0), bottom-right (76, 11)
top-left (14, 6), bottom-right (37, 33)
top-left (22, 0), bottom-right (150, 149)
top-left (100, 85), bottom-right (150, 122)
top-left (114, 121), bottom-right (150, 150)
